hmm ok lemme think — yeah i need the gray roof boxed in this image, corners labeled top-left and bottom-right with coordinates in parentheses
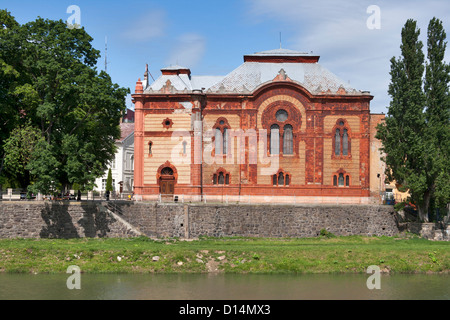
top-left (143, 49), bottom-right (366, 96)
top-left (245, 48), bottom-right (313, 56)
top-left (208, 62), bottom-right (359, 95)
top-left (146, 73), bottom-right (224, 93)
top-left (160, 64), bottom-right (191, 71)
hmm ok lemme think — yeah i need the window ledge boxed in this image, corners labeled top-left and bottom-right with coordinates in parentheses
top-left (332, 155), bottom-right (352, 160)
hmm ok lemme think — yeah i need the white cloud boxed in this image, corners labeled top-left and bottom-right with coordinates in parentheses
top-left (121, 9), bottom-right (165, 42)
top-left (245, 0), bottom-right (450, 113)
top-left (165, 33), bottom-right (206, 68)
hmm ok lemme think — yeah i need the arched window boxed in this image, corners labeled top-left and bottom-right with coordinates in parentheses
top-left (333, 120), bottom-right (351, 157)
top-left (283, 125), bottom-right (293, 155)
top-left (148, 142), bottom-right (153, 155)
top-left (333, 170), bottom-right (350, 187)
top-left (343, 129), bottom-right (348, 156)
top-left (215, 128), bottom-right (222, 155)
top-left (213, 118), bottom-right (230, 155)
top-left (223, 128), bottom-right (228, 155)
top-left (270, 124), bottom-right (280, 155)
top-left (335, 129), bottom-right (341, 156)
top-left (130, 155), bottom-right (134, 171)
top-left (263, 106), bottom-right (299, 157)
top-left (212, 169), bottom-right (230, 185)
top-left (338, 173), bottom-right (344, 186)
top-left (182, 141), bottom-right (187, 155)
top-left (278, 172), bottom-right (284, 185)
top-left (272, 170), bottom-right (290, 186)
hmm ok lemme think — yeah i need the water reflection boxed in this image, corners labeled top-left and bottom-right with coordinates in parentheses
top-left (0, 273), bottom-right (448, 300)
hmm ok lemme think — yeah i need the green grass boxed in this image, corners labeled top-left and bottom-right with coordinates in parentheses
top-left (0, 235), bottom-right (448, 274)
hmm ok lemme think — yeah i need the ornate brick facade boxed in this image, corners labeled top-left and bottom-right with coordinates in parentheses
top-left (132, 49), bottom-right (383, 203)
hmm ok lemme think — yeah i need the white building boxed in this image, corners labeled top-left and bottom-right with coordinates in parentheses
top-left (94, 121), bottom-right (134, 197)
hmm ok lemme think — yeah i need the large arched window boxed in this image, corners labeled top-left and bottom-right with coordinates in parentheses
top-left (270, 124), bottom-right (280, 155)
top-left (213, 118), bottom-right (230, 155)
top-left (283, 125), bottom-right (293, 155)
top-left (262, 104), bottom-right (301, 157)
top-left (333, 120), bottom-right (351, 158)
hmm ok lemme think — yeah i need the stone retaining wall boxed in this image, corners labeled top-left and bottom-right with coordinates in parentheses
top-left (0, 201), bottom-right (402, 239)
top-left (0, 202), bottom-right (141, 239)
top-left (406, 222), bottom-right (450, 241)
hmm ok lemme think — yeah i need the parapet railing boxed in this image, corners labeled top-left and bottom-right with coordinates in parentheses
top-left (152, 193), bottom-right (376, 205)
top-left (0, 188), bottom-right (133, 202)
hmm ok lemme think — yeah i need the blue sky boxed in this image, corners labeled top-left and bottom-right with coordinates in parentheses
top-left (2, 0), bottom-right (449, 113)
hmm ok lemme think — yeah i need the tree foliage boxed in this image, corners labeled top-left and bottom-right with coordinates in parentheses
top-left (376, 18), bottom-right (449, 221)
top-left (0, 10), bottom-right (21, 181)
top-left (3, 123), bottom-right (41, 188)
top-left (0, 10), bottom-right (129, 194)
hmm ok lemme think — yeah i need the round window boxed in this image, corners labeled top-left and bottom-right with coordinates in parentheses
top-left (276, 110), bottom-right (288, 122)
top-left (219, 120), bottom-right (225, 125)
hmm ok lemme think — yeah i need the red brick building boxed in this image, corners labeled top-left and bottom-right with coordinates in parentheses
top-left (132, 48), bottom-right (385, 203)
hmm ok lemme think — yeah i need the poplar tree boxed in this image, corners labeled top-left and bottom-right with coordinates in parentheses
top-left (106, 168), bottom-right (113, 193)
top-left (105, 168), bottom-right (113, 201)
top-left (377, 18), bottom-right (449, 221)
top-left (424, 18), bottom-right (450, 213)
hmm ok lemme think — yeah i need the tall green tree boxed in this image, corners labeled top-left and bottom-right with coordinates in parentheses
top-left (0, 12), bottom-right (129, 194)
top-left (0, 10), bottom-right (21, 183)
top-left (377, 18), bottom-right (449, 221)
top-left (424, 18), bottom-right (450, 211)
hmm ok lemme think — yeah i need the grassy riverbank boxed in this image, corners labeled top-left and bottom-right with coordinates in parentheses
top-left (0, 235), bottom-right (448, 274)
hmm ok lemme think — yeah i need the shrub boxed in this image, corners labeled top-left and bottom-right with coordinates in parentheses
top-left (320, 229), bottom-right (336, 238)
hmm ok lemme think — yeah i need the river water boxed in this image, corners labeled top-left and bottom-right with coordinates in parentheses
top-left (0, 273), bottom-right (448, 300)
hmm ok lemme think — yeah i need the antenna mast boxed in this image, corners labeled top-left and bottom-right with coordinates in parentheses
top-left (105, 36), bottom-right (108, 72)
